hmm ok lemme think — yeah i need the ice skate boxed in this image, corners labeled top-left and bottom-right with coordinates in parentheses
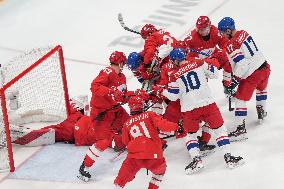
top-left (228, 121), bottom-right (248, 142)
top-left (198, 139), bottom-right (216, 157)
top-left (77, 162), bottom-right (91, 182)
top-left (185, 156), bottom-right (204, 175)
top-left (256, 105), bottom-right (267, 124)
top-left (224, 153), bottom-right (245, 169)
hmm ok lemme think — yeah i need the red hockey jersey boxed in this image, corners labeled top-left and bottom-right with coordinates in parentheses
top-left (90, 66), bottom-right (127, 116)
top-left (182, 25), bottom-right (228, 58)
top-left (158, 61), bottom-right (178, 86)
top-left (122, 111), bottom-right (177, 159)
top-left (143, 29), bottom-right (179, 65)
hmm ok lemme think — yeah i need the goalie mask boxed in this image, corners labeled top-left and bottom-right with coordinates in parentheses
top-left (69, 95), bottom-right (89, 115)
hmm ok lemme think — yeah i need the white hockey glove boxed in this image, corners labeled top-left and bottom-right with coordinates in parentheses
top-left (158, 44), bottom-right (173, 59)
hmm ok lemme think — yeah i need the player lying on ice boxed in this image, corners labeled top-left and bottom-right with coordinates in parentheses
top-left (8, 51), bottom-right (131, 152)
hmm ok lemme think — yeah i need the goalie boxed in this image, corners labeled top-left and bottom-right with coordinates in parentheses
top-left (8, 96), bottom-right (125, 149)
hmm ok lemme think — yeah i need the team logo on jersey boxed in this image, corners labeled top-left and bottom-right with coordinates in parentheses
top-left (103, 67), bottom-right (112, 74)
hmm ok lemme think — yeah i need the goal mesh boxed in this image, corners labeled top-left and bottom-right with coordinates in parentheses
top-left (0, 45), bottom-right (70, 172)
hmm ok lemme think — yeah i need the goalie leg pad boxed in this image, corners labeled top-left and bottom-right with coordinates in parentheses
top-left (11, 126), bottom-right (55, 146)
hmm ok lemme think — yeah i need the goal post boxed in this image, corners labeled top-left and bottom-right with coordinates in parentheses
top-left (0, 45), bottom-right (70, 172)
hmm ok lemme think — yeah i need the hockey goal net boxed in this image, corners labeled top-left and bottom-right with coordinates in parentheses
top-left (0, 45), bottom-right (70, 172)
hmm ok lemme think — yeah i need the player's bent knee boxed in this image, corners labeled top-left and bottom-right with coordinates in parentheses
top-left (95, 139), bottom-right (111, 151)
top-left (151, 160), bottom-right (166, 175)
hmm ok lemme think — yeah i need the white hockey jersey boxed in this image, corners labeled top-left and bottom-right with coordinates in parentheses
top-left (226, 30), bottom-right (266, 79)
top-left (162, 58), bottom-right (218, 112)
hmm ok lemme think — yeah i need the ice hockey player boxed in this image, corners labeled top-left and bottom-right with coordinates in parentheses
top-left (113, 94), bottom-right (182, 189)
top-left (140, 24), bottom-right (178, 66)
top-left (127, 52), bottom-right (144, 84)
top-left (152, 48), bottom-right (244, 174)
top-left (77, 51), bottom-right (131, 182)
top-left (10, 94), bottom-right (125, 150)
top-left (161, 49), bottom-right (217, 155)
top-left (182, 16), bottom-right (232, 94)
top-left (37, 96), bottom-right (88, 145)
top-left (128, 50), bottom-right (215, 155)
top-left (218, 17), bottom-right (271, 141)
top-left (127, 51), bottom-right (164, 115)
top-left (139, 24), bottom-right (181, 91)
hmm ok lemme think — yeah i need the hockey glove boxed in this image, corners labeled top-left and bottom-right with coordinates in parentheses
top-left (135, 89), bottom-right (151, 101)
top-left (226, 76), bottom-right (240, 96)
top-left (151, 85), bottom-right (165, 100)
top-left (109, 87), bottom-right (125, 103)
top-left (203, 57), bottom-right (220, 69)
top-left (176, 119), bottom-right (184, 135)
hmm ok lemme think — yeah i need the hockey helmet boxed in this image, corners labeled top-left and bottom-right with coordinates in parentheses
top-left (69, 95), bottom-right (88, 115)
top-left (109, 51), bottom-right (127, 66)
top-left (218, 17), bottom-right (235, 32)
top-left (128, 95), bottom-right (145, 114)
top-left (196, 16), bottom-right (211, 30)
top-left (169, 48), bottom-right (186, 62)
top-left (127, 52), bottom-right (142, 70)
top-left (140, 24), bottom-right (157, 39)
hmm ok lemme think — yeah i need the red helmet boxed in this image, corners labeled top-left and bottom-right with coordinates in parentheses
top-left (140, 24), bottom-right (157, 39)
top-left (128, 95), bottom-right (144, 114)
top-left (109, 51), bottom-right (127, 66)
top-left (196, 16), bottom-right (211, 30)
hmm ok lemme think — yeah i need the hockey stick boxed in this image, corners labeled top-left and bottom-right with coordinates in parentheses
top-left (228, 95), bottom-right (234, 112)
top-left (95, 102), bottom-right (127, 121)
top-left (161, 134), bottom-right (175, 140)
top-left (118, 13), bottom-right (141, 35)
top-left (187, 48), bottom-right (210, 57)
top-left (118, 13), bottom-right (216, 60)
top-left (110, 149), bottom-right (127, 162)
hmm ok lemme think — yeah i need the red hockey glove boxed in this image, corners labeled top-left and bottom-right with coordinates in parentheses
top-left (138, 65), bottom-right (156, 80)
top-left (151, 85), bottom-right (165, 100)
top-left (150, 95), bottom-right (163, 104)
top-left (109, 87), bottom-right (125, 103)
top-left (135, 89), bottom-right (151, 101)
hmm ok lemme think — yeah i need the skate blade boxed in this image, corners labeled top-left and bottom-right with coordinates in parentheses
top-left (258, 119), bottom-right (264, 125)
top-left (77, 175), bottom-right (90, 182)
top-left (227, 159), bottom-right (245, 169)
top-left (229, 134), bottom-right (248, 142)
top-left (185, 163), bottom-right (204, 175)
top-left (200, 149), bottom-right (216, 157)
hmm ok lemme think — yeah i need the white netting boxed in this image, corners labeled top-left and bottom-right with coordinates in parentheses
top-left (0, 129), bottom-right (9, 172)
top-left (0, 46), bottom-right (69, 172)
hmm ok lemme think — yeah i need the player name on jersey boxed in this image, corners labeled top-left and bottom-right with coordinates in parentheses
top-left (125, 112), bottom-right (149, 126)
top-left (173, 61), bottom-right (199, 79)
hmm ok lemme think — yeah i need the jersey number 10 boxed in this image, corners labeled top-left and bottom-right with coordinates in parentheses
top-left (180, 71), bottom-right (201, 92)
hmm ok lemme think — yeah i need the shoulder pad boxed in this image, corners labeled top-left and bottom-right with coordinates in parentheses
top-left (102, 67), bottom-right (113, 75)
top-left (231, 30), bottom-right (249, 49)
